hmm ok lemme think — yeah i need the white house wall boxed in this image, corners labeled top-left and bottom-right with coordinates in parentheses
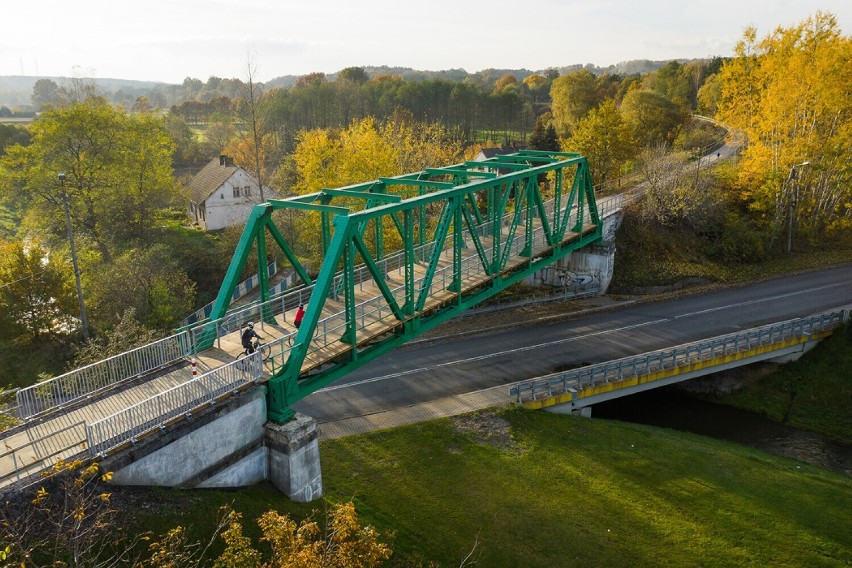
top-left (203, 170), bottom-right (262, 231)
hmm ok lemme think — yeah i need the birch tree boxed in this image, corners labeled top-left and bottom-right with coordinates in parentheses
top-left (718, 11), bottom-right (851, 246)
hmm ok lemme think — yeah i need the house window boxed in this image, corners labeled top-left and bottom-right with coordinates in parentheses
top-left (220, 193), bottom-right (224, 199)
top-left (244, 185), bottom-right (252, 197)
top-left (233, 186), bottom-right (241, 198)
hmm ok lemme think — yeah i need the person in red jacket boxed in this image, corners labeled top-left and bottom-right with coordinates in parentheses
top-left (294, 304), bottom-right (305, 329)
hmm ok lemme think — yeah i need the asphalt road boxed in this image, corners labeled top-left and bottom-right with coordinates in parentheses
top-left (293, 264), bottom-right (852, 423)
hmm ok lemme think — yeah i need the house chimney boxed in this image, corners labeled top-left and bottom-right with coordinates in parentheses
top-left (219, 155), bottom-right (231, 167)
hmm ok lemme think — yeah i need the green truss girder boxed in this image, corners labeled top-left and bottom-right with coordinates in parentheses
top-left (425, 168), bottom-right (497, 179)
top-left (322, 188), bottom-right (402, 203)
top-left (378, 177), bottom-right (456, 190)
top-left (194, 152), bottom-right (601, 423)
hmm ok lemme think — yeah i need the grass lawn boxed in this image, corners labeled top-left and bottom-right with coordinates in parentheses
top-left (126, 407), bottom-right (851, 567)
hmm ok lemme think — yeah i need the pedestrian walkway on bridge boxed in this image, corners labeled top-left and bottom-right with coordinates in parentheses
top-left (2, 150), bottom-right (614, 490)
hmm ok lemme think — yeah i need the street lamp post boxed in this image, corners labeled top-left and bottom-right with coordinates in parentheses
top-left (786, 161), bottom-right (811, 254)
top-left (58, 173), bottom-right (90, 340)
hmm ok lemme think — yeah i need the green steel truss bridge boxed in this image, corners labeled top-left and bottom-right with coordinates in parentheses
top-left (195, 150), bottom-right (603, 422)
top-left (2, 150), bottom-right (610, 486)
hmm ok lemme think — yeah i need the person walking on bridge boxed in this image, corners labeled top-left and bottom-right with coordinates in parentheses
top-left (294, 304), bottom-right (305, 329)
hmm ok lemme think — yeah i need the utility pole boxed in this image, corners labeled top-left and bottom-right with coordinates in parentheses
top-left (59, 173), bottom-right (90, 340)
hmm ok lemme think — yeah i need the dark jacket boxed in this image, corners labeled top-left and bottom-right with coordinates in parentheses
top-left (241, 328), bottom-right (259, 348)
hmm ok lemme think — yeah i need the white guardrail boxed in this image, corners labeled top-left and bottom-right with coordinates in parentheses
top-left (79, 191), bottom-right (603, 457)
top-left (86, 351), bottom-right (264, 457)
top-left (9, 187), bottom-right (616, 429)
top-left (510, 310), bottom-right (848, 404)
top-left (15, 332), bottom-right (192, 419)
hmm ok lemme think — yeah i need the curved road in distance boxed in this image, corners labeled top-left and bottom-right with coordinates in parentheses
top-left (293, 264), bottom-right (852, 424)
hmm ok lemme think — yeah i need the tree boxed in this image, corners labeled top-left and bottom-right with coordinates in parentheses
top-left (132, 96), bottom-right (152, 114)
top-left (164, 113), bottom-right (204, 167)
top-left (338, 66), bottom-right (370, 84)
top-left (717, 11), bottom-right (852, 245)
top-left (235, 54), bottom-right (269, 202)
top-left (566, 99), bottom-right (637, 187)
top-left (31, 78), bottom-right (60, 110)
top-left (550, 69), bottom-right (600, 137)
top-left (71, 307), bottom-right (161, 367)
top-left (0, 460), bottom-right (143, 567)
top-left (529, 114), bottom-right (559, 152)
top-left (696, 73), bottom-right (721, 116)
top-left (290, 115), bottom-right (462, 264)
top-left (0, 100), bottom-right (180, 262)
top-left (636, 144), bottom-right (721, 228)
top-left (645, 60), bottom-right (695, 110)
top-left (3, 471), bottom-right (394, 567)
top-left (493, 73), bottom-right (518, 94)
top-left (86, 245), bottom-right (197, 330)
top-left (205, 119), bottom-right (237, 155)
top-left (0, 124), bottom-right (30, 156)
top-left (620, 88), bottom-right (687, 148)
top-left (213, 502), bottom-right (392, 567)
top-left (0, 239), bottom-right (76, 342)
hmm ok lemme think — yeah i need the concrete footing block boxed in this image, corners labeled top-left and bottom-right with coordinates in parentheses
top-left (264, 413), bottom-right (323, 502)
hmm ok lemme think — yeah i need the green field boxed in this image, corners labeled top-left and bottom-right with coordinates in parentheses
top-left (123, 406), bottom-right (850, 567)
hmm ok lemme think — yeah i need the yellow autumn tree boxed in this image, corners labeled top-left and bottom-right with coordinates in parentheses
top-left (717, 11), bottom-right (851, 248)
top-left (288, 116), bottom-right (463, 265)
top-left (202, 503), bottom-right (392, 568)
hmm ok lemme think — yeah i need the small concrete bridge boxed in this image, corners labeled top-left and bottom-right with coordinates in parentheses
top-left (510, 310), bottom-right (849, 414)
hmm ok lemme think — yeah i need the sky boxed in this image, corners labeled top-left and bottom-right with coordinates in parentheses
top-left (2, 0), bottom-right (849, 84)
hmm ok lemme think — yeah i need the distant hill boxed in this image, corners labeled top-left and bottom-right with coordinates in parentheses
top-left (0, 76), bottom-right (167, 107)
top-left (1, 59), bottom-right (695, 107)
top-left (264, 60), bottom-right (682, 88)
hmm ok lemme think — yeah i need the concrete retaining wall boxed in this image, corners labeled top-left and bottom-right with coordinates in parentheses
top-left (101, 387), bottom-right (322, 500)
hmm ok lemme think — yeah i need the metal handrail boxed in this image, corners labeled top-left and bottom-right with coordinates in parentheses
top-left (15, 331), bottom-right (193, 420)
top-left (86, 351), bottom-right (264, 457)
top-left (510, 310), bottom-right (848, 404)
top-left (0, 420), bottom-right (87, 489)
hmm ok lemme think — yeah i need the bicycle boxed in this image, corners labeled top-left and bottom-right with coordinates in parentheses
top-left (236, 338), bottom-right (270, 370)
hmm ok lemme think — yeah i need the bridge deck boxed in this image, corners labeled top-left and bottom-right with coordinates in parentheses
top-left (1, 220), bottom-right (597, 489)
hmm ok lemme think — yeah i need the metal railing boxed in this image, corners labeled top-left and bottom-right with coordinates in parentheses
top-left (12, 187), bottom-right (614, 431)
top-left (187, 189), bottom-right (606, 351)
top-left (180, 260), bottom-right (281, 326)
top-left (257, 201), bottom-right (592, 371)
top-left (16, 331), bottom-right (193, 420)
top-left (510, 310), bottom-right (848, 404)
top-left (86, 351), bottom-right (264, 457)
top-left (0, 420), bottom-right (88, 489)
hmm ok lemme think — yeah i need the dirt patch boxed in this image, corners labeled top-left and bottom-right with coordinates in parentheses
top-left (451, 409), bottom-right (521, 454)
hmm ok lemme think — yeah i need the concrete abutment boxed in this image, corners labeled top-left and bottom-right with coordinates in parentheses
top-left (102, 386), bottom-right (323, 502)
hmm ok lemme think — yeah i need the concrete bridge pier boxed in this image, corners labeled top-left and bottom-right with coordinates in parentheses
top-left (524, 210), bottom-right (621, 294)
top-left (265, 414), bottom-right (323, 502)
top-left (524, 242), bottom-right (616, 295)
top-left (101, 388), bottom-right (323, 502)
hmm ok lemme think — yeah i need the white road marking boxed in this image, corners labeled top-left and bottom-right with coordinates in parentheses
top-left (672, 283), bottom-right (846, 319)
top-left (315, 281), bottom-right (848, 393)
